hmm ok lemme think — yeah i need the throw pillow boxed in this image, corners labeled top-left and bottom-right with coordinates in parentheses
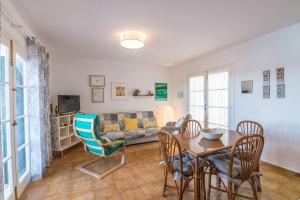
top-left (142, 118), bottom-right (158, 128)
top-left (124, 117), bottom-right (139, 130)
top-left (103, 121), bottom-right (120, 132)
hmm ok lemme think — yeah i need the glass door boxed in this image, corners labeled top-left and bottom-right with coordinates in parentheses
top-left (14, 53), bottom-right (30, 197)
top-left (1, 44), bottom-right (15, 200)
top-left (189, 70), bottom-right (230, 129)
top-left (1, 42), bottom-right (30, 200)
top-left (207, 71), bottom-right (229, 128)
top-left (189, 75), bottom-right (205, 127)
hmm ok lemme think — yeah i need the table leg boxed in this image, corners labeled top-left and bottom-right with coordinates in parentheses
top-left (194, 156), bottom-right (207, 200)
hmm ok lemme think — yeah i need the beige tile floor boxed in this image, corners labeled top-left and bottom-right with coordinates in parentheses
top-left (20, 142), bottom-right (300, 200)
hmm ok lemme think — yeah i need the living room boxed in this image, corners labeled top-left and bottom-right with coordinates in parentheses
top-left (0, 0), bottom-right (300, 200)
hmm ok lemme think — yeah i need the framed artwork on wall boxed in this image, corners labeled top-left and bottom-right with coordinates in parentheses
top-left (263, 70), bottom-right (270, 84)
top-left (241, 80), bottom-right (253, 94)
top-left (92, 88), bottom-right (104, 103)
top-left (155, 83), bottom-right (168, 101)
top-left (90, 75), bottom-right (105, 87)
top-left (276, 67), bottom-right (284, 83)
top-left (277, 84), bottom-right (285, 98)
top-left (263, 85), bottom-right (270, 99)
top-left (111, 82), bottom-right (129, 100)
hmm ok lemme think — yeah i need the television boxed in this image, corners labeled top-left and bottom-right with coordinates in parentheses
top-left (58, 95), bottom-right (80, 114)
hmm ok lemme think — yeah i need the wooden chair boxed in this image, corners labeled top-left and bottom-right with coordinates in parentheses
top-left (236, 120), bottom-right (264, 136)
top-left (181, 119), bottom-right (202, 138)
top-left (207, 135), bottom-right (264, 200)
top-left (236, 120), bottom-right (264, 191)
top-left (158, 130), bottom-right (196, 200)
top-left (73, 113), bottom-right (125, 179)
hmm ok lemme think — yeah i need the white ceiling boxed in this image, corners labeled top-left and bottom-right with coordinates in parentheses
top-left (11, 0), bottom-right (300, 66)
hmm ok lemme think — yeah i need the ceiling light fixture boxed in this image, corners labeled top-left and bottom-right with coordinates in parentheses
top-left (120, 31), bottom-right (145, 49)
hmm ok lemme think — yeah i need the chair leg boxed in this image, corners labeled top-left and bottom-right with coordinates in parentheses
top-left (77, 145), bottom-right (125, 179)
top-left (178, 179), bottom-right (184, 200)
top-left (250, 178), bottom-right (258, 200)
top-left (162, 166), bottom-right (168, 196)
top-left (207, 168), bottom-right (212, 199)
top-left (227, 181), bottom-right (233, 200)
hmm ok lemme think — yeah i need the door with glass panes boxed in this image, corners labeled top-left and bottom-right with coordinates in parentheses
top-left (1, 42), bottom-right (30, 200)
top-left (189, 70), bottom-right (230, 129)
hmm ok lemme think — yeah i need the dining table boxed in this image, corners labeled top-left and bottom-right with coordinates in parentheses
top-left (174, 130), bottom-right (243, 200)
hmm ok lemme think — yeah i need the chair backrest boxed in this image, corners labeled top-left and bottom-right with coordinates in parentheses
top-left (73, 113), bottom-right (106, 156)
top-left (181, 119), bottom-right (202, 138)
top-left (229, 135), bottom-right (264, 181)
top-left (236, 120), bottom-right (264, 136)
top-left (158, 130), bottom-right (183, 176)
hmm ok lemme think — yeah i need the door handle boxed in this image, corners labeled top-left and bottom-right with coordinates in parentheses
top-left (12, 120), bottom-right (18, 126)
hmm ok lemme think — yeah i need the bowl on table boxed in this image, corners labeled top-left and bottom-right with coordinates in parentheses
top-left (201, 128), bottom-right (225, 140)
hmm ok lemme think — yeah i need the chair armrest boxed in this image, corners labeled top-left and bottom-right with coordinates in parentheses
top-left (102, 137), bottom-right (125, 147)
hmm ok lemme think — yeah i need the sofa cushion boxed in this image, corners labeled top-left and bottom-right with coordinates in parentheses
top-left (105, 129), bottom-right (146, 140)
top-left (118, 112), bottom-right (138, 130)
top-left (103, 121), bottom-right (120, 132)
top-left (137, 111), bottom-right (157, 128)
top-left (124, 117), bottom-right (139, 130)
top-left (142, 118), bottom-right (158, 128)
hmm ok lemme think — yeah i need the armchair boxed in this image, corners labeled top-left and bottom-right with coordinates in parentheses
top-left (73, 113), bottom-right (125, 179)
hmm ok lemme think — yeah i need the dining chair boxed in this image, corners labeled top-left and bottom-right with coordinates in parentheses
top-left (181, 119), bottom-right (202, 138)
top-left (207, 134), bottom-right (264, 200)
top-left (73, 113), bottom-right (125, 179)
top-left (158, 130), bottom-right (197, 200)
top-left (236, 120), bottom-right (264, 191)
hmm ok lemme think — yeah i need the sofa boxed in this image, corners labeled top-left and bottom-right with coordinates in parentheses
top-left (99, 111), bottom-right (160, 145)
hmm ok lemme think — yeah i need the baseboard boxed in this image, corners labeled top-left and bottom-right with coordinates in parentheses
top-left (260, 160), bottom-right (300, 177)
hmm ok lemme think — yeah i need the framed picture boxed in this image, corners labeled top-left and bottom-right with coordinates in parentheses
top-left (263, 70), bottom-right (270, 84)
top-left (111, 82), bottom-right (128, 100)
top-left (241, 80), bottom-right (253, 94)
top-left (276, 67), bottom-right (284, 83)
top-left (90, 75), bottom-right (105, 87)
top-left (263, 85), bottom-right (270, 99)
top-left (155, 83), bottom-right (168, 101)
top-left (277, 84), bottom-right (285, 98)
top-left (92, 88), bottom-right (104, 103)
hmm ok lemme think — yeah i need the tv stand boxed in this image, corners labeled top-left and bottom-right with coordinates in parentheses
top-left (51, 114), bottom-right (81, 157)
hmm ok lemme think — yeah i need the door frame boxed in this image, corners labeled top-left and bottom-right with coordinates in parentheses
top-left (1, 36), bottom-right (31, 200)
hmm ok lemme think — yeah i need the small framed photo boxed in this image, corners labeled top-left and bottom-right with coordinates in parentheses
top-left (90, 75), bottom-right (105, 87)
top-left (111, 82), bottom-right (128, 100)
top-left (241, 80), bottom-right (253, 94)
top-left (263, 70), bottom-right (270, 84)
top-left (263, 85), bottom-right (270, 99)
top-left (276, 67), bottom-right (284, 83)
top-left (277, 84), bottom-right (285, 98)
top-left (92, 88), bottom-right (104, 103)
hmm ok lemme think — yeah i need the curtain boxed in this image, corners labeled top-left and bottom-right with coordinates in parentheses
top-left (27, 37), bottom-right (52, 180)
top-left (0, 0), bottom-right (4, 198)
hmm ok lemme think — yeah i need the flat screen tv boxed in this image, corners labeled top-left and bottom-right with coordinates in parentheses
top-left (58, 95), bottom-right (80, 114)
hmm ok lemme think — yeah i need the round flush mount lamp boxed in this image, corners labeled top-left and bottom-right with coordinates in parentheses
top-left (120, 31), bottom-right (145, 49)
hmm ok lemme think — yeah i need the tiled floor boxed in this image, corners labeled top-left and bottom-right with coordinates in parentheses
top-left (20, 142), bottom-right (300, 200)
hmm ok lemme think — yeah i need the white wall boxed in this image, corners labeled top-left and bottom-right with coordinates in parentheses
top-left (50, 55), bottom-right (171, 126)
top-left (170, 23), bottom-right (300, 173)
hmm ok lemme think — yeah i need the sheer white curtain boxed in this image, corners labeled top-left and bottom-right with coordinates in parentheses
top-left (26, 37), bottom-right (52, 180)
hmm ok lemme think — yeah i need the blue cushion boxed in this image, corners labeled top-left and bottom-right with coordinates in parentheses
top-left (208, 153), bottom-right (241, 178)
top-left (172, 151), bottom-right (204, 180)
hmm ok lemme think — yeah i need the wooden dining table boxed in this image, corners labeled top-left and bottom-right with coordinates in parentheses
top-left (174, 130), bottom-right (243, 200)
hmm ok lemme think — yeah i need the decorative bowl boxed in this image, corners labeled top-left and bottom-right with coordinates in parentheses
top-left (201, 128), bottom-right (225, 140)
